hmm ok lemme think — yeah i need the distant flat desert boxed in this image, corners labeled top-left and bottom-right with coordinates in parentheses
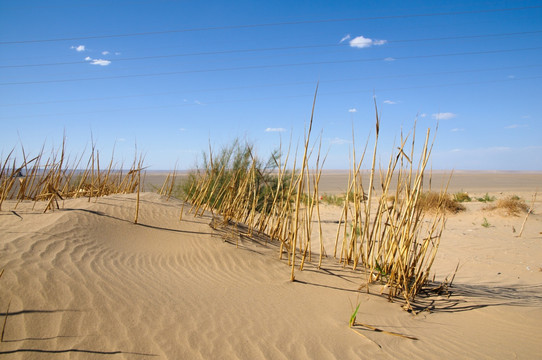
top-left (1, 171), bottom-right (541, 359)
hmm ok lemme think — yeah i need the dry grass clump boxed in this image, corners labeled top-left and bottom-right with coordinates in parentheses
top-left (184, 86), bottom-right (328, 277)
top-left (184, 92), bottom-right (449, 310)
top-left (0, 137), bottom-right (145, 215)
top-left (418, 192), bottom-right (466, 214)
top-left (332, 109), bottom-right (448, 310)
top-left (485, 195), bottom-right (529, 216)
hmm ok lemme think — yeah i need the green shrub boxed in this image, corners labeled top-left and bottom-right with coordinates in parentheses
top-left (453, 191), bottom-right (471, 203)
top-left (477, 193), bottom-right (495, 203)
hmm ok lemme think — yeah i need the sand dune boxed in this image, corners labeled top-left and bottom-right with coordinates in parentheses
top-left (1, 181), bottom-right (541, 358)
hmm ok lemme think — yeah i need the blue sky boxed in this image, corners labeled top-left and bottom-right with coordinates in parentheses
top-left (1, 0), bottom-right (541, 170)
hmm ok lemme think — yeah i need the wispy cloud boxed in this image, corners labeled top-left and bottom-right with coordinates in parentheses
top-left (84, 56), bottom-right (92, 61)
top-left (432, 112), bottom-right (457, 120)
top-left (504, 124), bottom-right (528, 129)
top-left (179, 128), bottom-right (186, 132)
top-left (265, 128), bottom-right (286, 132)
top-left (71, 45), bottom-right (86, 52)
top-left (383, 100), bottom-right (396, 105)
top-left (330, 137), bottom-right (350, 145)
top-left (102, 51), bottom-right (110, 55)
top-left (349, 35), bottom-right (387, 49)
top-left (339, 34), bottom-right (351, 43)
top-left (419, 113), bottom-right (427, 118)
top-left (384, 57), bottom-right (395, 61)
top-left (90, 59), bottom-right (111, 66)
top-left (348, 108), bottom-right (357, 113)
top-left (451, 128), bottom-right (464, 132)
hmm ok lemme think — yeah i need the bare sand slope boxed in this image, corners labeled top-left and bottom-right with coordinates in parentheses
top-left (1, 191), bottom-right (541, 359)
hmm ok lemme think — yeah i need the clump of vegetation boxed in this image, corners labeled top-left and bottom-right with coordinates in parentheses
top-left (453, 191), bottom-right (471, 203)
top-left (0, 137), bottom-right (145, 214)
top-left (332, 105), bottom-right (449, 310)
top-left (182, 139), bottom-right (289, 217)
top-left (417, 192), bottom-right (466, 214)
top-left (485, 195), bottom-right (529, 216)
top-left (184, 92), bottom-right (450, 311)
top-left (481, 217), bottom-right (491, 228)
top-left (477, 193), bottom-right (496, 203)
top-left (185, 87), bottom-right (326, 276)
top-left (320, 192), bottom-right (356, 206)
top-left (1, 137), bottom-right (147, 225)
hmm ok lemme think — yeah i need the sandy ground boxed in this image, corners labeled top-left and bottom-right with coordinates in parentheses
top-left (0, 172), bottom-right (541, 359)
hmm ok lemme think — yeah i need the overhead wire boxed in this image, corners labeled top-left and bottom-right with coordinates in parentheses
top-left (1, 75), bottom-right (540, 120)
top-left (1, 46), bottom-right (541, 86)
top-left (1, 5), bottom-right (540, 44)
top-left (1, 63), bottom-right (541, 107)
top-left (1, 30), bottom-right (541, 69)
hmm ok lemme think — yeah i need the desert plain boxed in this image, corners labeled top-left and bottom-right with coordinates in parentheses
top-left (1, 170), bottom-right (541, 359)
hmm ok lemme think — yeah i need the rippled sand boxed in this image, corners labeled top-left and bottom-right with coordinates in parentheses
top-left (1, 172), bottom-right (541, 359)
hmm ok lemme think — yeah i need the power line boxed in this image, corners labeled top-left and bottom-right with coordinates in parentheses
top-left (1, 75), bottom-right (539, 120)
top-left (1, 6), bottom-right (540, 45)
top-left (2, 64), bottom-right (540, 107)
top-left (1, 46), bottom-right (541, 86)
top-left (2, 30), bottom-right (541, 69)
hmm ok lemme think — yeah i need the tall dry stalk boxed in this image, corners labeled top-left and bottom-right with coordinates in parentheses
top-left (334, 107), bottom-right (446, 309)
top-left (0, 136), bottom-right (146, 214)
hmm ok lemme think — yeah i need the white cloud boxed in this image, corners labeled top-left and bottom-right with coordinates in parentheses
top-left (348, 108), bottom-right (357, 113)
top-left (179, 128), bottom-right (186, 132)
top-left (90, 58), bottom-right (111, 66)
top-left (265, 128), bottom-right (286, 132)
top-left (330, 137), bottom-right (350, 145)
top-left (349, 35), bottom-right (387, 49)
top-left (102, 51), bottom-right (110, 55)
top-left (420, 113), bottom-right (427, 118)
top-left (340, 34), bottom-right (351, 43)
top-left (504, 124), bottom-right (528, 129)
top-left (84, 56), bottom-right (92, 61)
top-left (115, 52), bottom-right (121, 55)
top-left (432, 112), bottom-right (457, 120)
top-left (117, 138), bottom-right (126, 142)
top-left (451, 128), bottom-right (464, 132)
top-left (71, 45), bottom-right (86, 52)
top-left (507, 75), bottom-right (515, 79)
top-left (383, 100), bottom-right (396, 105)
top-left (384, 57), bottom-right (395, 61)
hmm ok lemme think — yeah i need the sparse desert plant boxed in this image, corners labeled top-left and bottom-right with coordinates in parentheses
top-left (417, 192), bottom-right (466, 213)
top-left (477, 193), bottom-right (496, 203)
top-left (184, 92), bottom-right (448, 310)
top-left (320, 192), bottom-right (356, 206)
top-left (331, 101), bottom-right (449, 310)
top-left (183, 139), bottom-right (290, 217)
top-left (0, 137), bottom-right (145, 215)
top-left (485, 195), bottom-right (529, 216)
top-left (453, 191), bottom-right (471, 202)
top-left (482, 217), bottom-right (490, 228)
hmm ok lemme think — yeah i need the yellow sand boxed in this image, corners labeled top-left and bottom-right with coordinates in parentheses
top-left (1, 172), bottom-right (541, 359)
